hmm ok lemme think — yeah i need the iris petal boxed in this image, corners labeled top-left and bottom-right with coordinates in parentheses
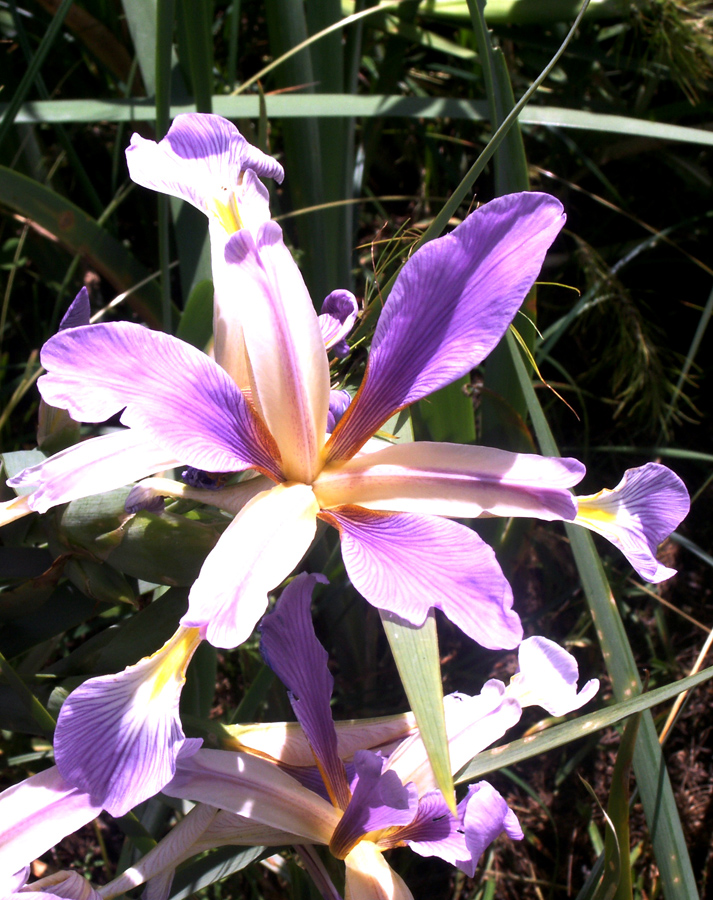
top-left (326, 192), bottom-right (565, 461)
top-left (321, 506), bottom-right (522, 650)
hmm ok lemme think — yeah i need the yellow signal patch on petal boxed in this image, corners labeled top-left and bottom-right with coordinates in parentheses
top-left (148, 626), bottom-right (202, 702)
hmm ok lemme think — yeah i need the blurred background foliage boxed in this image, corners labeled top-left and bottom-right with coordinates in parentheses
top-left (1, 0), bottom-right (713, 898)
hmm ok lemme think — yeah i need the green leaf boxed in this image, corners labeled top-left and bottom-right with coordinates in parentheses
top-left (168, 845), bottom-right (268, 899)
top-left (603, 713), bottom-right (640, 900)
top-left (412, 378), bottom-right (475, 443)
top-left (380, 609), bottom-right (455, 812)
top-left (0, 167), bottom-right (165, 326)
top-left (176, 278), bottom-right (215, 350)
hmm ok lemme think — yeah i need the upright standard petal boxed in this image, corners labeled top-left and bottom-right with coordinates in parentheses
top-left (321, 506), bottom-right (522, 650)
top-left (508, 636), bottom-right (599, 716)
top-left (224, 226), bottom-right (330, 482)
top-left (326, 192), bottom-right (565, 461)
top-left (8, 430), bottom-right (180, 515)
top-left (182, 482), bottom-right (320, 648)
top-left (314, 441), bottom-right (584, 521)
top-left (0, 767), bottom-right (101, 879)
top-left (54, 627), bottom-right (203, 817)
top-left (575, 463), bottom-right (690, 582)
top-left (125, 114), bottom-right (283, 231)
top-left (38, 323), bottom-right (282, 480)
top-left (260, 573), bottom-right (351, 810)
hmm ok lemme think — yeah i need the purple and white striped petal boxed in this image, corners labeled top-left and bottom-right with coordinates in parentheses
top-left (8, 430), bottom-right (180, 515)
top-left (224, 226), bottom-right (330, 482)
top-left (326, 192), bottom-right (565, 461)
top-left (329, 751), bottom-right (418, 859)
top-left (164, 748), bottom-right (341, 845)
top-left (126, 114), bottom-right (283, 231)
top-left (321, 506), bottom-right (522, 650)
top-left (16, 870), bottom-right (102, 899)
top-left (318, 289), bottom-right (358, 354)
top-left (393, 790), bottom-right (468, 868)
top-left (182, 482), bottom-right (319, 649)
top-left (509, 636), bottom-right (599, 716)
top-left (38, 322), bottom-right (282, 480)
top-left (314, 441), bottom-right (584, 521)
top-left (259, 573), bottom-right (351, 809)
top-left (575, 463), bottom-right (690, 582)
top-left (0, 767), bottom-right (101, 878)
top-left (54, 627), bottom-right (203, 817)
top-left (461, 782), bottom-right (523, 874)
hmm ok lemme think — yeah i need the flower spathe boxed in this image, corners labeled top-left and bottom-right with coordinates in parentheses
top-left (3, 115), bottom-right (690, 653)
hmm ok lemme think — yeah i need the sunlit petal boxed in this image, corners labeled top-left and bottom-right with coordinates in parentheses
top-left (327, 193), bottom-right (565, 461)
top-left (164, 748), bottom-right (341, 845)
top-left (460, 782), bottom-right (523, 874)
top-left (386, 685), bottom-right (522, 794)
top-left (224, 226), bottom-right (330, 481)
top-left (343, 841), bottom-right (414, 900)
top-left (54, 627), bottom-right (203, 817)
top-left (575, 463), bottom-right (689, 582)
top-left (38, 322), bottom-right (282, 479)
top-left (17, 870), bottom-right (102, 899)
top-left (0, 767), bottom-right (101, 877)
top-left (321, 506), bottom-right (522, 650)
top-left (314, 441), bottom-right (584, 520)
top-left (182, 482), bottom-right (319, 649)
top-left (508, 636), bottom-right (599, 716)
top-left (125, 113), bottom-right (282, 228)
top-left (8, 431), bottom-right (179, 515)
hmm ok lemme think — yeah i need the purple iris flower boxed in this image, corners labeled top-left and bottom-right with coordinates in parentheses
top-left (124, 572), bottom-right (596, 900)
top-left (2, 115), bottom-right (689, 653)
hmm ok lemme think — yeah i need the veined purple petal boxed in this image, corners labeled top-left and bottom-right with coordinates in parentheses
top-left (259, 573), bottom-right (351, 810)
top-left (510, 636), bottom-right (599, 716)
top-left (16, 870), bottom-right (102, 899)
top-left (54, 627), bottom-right (203, 817)
top-left (182, 482), bottom-right (319, 649)
top-left (8, 430), bottom-right (179, 515)
top-left (59, 287), bottom-right (91, 330)
top-left (318, 289), bottom-right (358, 352)
top-left (314, 441), bottom-right (584, 521)
top-left (321, 507), bottom-right (522, 650)
top-left (575, 463), bottom-right (690, 582)
top-left (326, 192), bottom-right (565, 461)
top-left (224, 225), bottom-right (330, 482)
top-left (126, 114), bottom-right (282, 231)
top-left (461, 782), bottom-right (523, 874)
top-left (38, 322), bottom-right (283, 480)
top-left (392, 790), bottom-right (469, 869)
top-left (0, 767), bottom-right (101, 878)
top-left (327, 390), bottom-right (352, 433)
top-left (329, 751), bottom-right (418, 859)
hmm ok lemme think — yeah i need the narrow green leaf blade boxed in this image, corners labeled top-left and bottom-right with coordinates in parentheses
top-left (380, 609), bottom-right (454, 811)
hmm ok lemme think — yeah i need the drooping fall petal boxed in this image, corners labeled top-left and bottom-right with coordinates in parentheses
top-left (575, 463), bottom-right (689, 582)
top-left (321, 506), bottom-right (522, 650)
top-left (54, 627), bottom-right (203, 817)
